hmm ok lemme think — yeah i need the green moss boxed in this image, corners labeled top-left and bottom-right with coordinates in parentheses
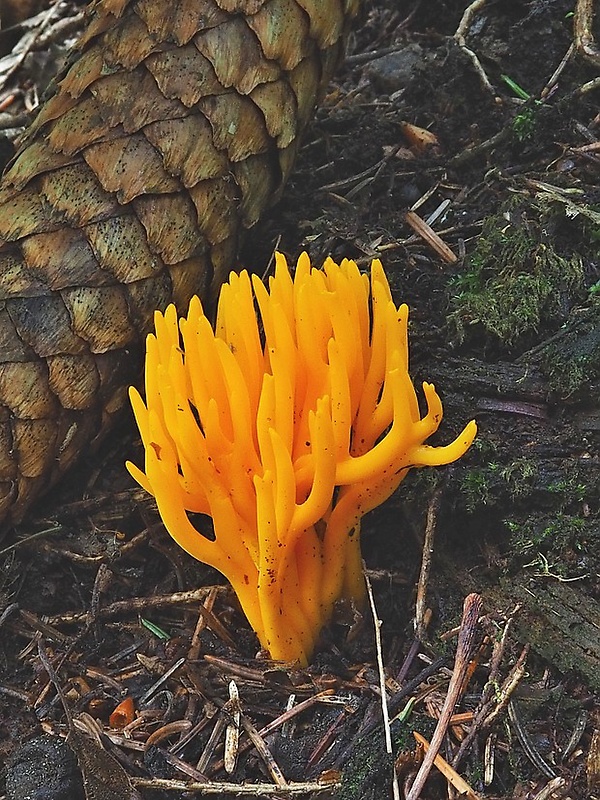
top-left (512, 106), bottom-right (537, 142)
top-left (496, 457), bottom-right (538, 499)
top-left (546, 476), bottom-right (588, 505)
top-left (449, 197), bottom-right (590, 349)
top-left (471, 434), bottom-right (499, 459)
top-left (460, 468), bottom-right (493, 512)
top-left (506, 513), bottom-right (597, 580)
top-left (458, 456), bottom-right (538, 513)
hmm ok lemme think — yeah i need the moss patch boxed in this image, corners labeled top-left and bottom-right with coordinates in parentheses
top-left (449, 196), bottom-right (591, 350)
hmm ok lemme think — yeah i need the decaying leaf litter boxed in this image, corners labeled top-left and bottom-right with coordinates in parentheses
top-left (0, 1), bottom-right (599, 799)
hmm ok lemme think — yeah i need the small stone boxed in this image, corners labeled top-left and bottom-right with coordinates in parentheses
top-left (365, 44), bottom-right (426, 94)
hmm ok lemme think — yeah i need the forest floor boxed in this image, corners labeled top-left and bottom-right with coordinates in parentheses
top-left (0, 1), bottom-right (599, 799)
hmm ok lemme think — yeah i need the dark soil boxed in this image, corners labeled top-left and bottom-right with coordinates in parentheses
top-left (1, 2), bottom-right (599, 799)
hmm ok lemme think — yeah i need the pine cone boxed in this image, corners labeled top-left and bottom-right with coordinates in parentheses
top-left (0, 0), bottom-right (360, 525)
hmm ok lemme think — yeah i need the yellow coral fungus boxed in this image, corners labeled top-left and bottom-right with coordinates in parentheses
top-left (127, 253), bottom-right (477, 665)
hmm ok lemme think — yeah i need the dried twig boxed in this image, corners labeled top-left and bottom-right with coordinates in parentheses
top-left (138, 658), bottom-right (186, 706)
top-left (130, 777), bottom-right (338, 794)
top-left (197, 715), bottom-right (228, 774)
top-left (478, 645), bottom-right (529, 730)
top-left (561, 709), bottom-right (589, 763)
top-left (454, 0), bottom-right (497, 96)
top-left (320, 145), bottom-right (401, 200)
top-left (0, 0), bottom-right (65, 92)
top-left (241, 715), bottom-right (288, 786)
top-left (187, 587), bottom-right (220, 661)
top-left (158, 748), bottom-right (210, 782)
top-left (452, 609), bottom-right (526, 768)
top-left (45, 588), bottom-right (223, 625)
top-left (574, 0), bottom-right (600, 67)
top-left (395, 612), bottom-right (431, 685)
top-left (206, 691), bottom-right (341, 777)
top-left (575, 76), bottom-right (600, 94)
top-left (364, 567), bottom-right (400, 800)
top-left (406, 594), bottom-right (483, 800)
top-left (541, 44), bottom-right (575, 99)
top-left (307, 708), bottom-right (350, 767)
top-left (414, 485), bottom-right (443, 638)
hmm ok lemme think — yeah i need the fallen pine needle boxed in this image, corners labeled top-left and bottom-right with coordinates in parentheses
top-left (404, 210), bottom-right (458, 263)
top-left (413, 732), bottom-right (481, 800)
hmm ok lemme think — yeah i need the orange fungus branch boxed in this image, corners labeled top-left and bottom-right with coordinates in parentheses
top-left (127, 253), bottom-right (477, 665)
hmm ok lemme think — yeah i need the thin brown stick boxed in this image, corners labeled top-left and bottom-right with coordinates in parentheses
top-left (207, 691), bottom-right (338, 776)
top-left (45, 587), bottom-right (222, 625)
top-left (541, 43), bottom-right (575, 98)
top-left (574, 0), bottom-right (600, 67)
top-left (197, 715), bottom-right (228, 774)
top-left (452, 609), bottom-right (526, 768)
top-left (479, 645), bottom-right (529, 730)
top-left (454, 0), bottom-right (497, 95)
top-left (241, 715), bottom-right (287, 787)
top-left (0, 0), bottom-right (65, 92)
top-left (364, 567), bottom-right (400, 800)
top-left (406, 593), bottom-right (483, 800)
top-left (414, 485), bottom-right (443, 638)
top-left (455, 0), bottom-right (489, 42)
top-left (187, 587), bottom-right (219, 661)
top-left (130, 777), bottom-right (338, 795)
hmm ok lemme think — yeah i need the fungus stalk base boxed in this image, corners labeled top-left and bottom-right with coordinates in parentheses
top-left (235, 519), bottom-right (366, 666)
